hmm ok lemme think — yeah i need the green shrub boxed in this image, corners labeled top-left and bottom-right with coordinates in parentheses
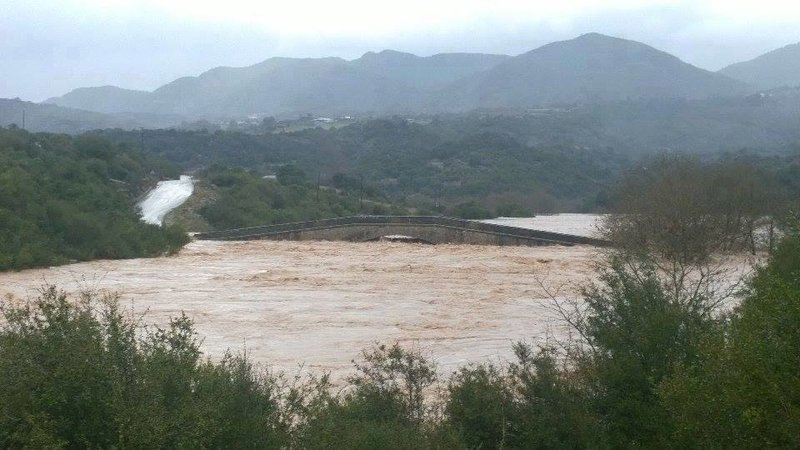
top-left (294, 343), bottom-right (444, 449)
top-left (0, 287), bottom-right (286, 448)
top-left (451, 201), bottom-right (493, 219)
top-left (446, 344), bottom-right (596, 449)
top-left (662, 227), bottom-right (800, 447)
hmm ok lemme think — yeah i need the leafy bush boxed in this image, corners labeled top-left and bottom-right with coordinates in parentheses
top-left (662, 225), bottom-right (800, 447)
top-left (276, 164), bottom-right (306, 186)
top-left (0, 287), bottom-right (287, 448)
top-left (450, 200), bottom-right (494, 219)
top-left (293, 343), bottom-right (448, 449)
top-left (577, 257), bottom-right (713, 446)
top-left (446, 344), bottom-right (596, 449)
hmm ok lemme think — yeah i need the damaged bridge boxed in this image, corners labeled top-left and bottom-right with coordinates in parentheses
top-left (195, 216), bottom-right (608, 247)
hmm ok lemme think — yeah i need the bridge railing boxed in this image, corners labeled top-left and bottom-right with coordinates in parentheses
top-left (195, 215), bottom-right (610, 246)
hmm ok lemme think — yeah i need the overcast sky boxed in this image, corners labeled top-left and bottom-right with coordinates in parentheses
top-left (2, 0), bottom-right (800, 101)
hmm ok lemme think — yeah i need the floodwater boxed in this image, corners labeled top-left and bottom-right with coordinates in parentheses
top-left (481, 214), bottom-right (604, 238)
top-left (0, 240), bottom-right (600, 379)
top-left (138, 175), bottom-right (194, 225)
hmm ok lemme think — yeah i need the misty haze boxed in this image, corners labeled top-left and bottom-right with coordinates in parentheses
top-left (1, 1), bottom-right (799, 448)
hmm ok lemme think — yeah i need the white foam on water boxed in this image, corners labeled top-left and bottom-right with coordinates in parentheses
top-left (138, 175), bottom-right (194, 226)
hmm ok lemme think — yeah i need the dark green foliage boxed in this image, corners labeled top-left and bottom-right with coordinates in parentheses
top-left (331, 173), bottom-right (360, 191)
top-left (465, 240), bottom-right (765, 449)
top-left (450, 200), bottom-right (494, 219)
top-left (276, 164), bottom-right (306, 186)
top-left (0, 287), bottom-right (286, 449)
top-left (0, 127), bottom-right (188, 270)
top-left (200, 166), bottom-right (406, 229)
top-left (578, 257), bottom-right (711, 446)
top-left (292, 343), bottom-right (454, 449)
top-left (447, 363), bottom-right (512, 448)
top-left (506, 345), bottom-right (598, 449)
top-left (347, 343), bottom-right (437, 425)
top-left (91, 115), bottom-right (800, 216)
top-left (446, 344), bottom-right (595, 449)
top-left (91, 119), bottom-right (630, 213)
top-left (662, 226), bottom-right (800, 447)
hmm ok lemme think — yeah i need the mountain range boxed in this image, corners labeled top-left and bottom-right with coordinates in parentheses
top-left (47, 52), bottom-right (510, 118)
top-left (719, 42), bottom-right (800, 89)
top-left (435, 33), bottom-right (746, 110)
top-left (20, 32), bottom-right (800, 125)
top-left (0, 98), bottom-right (141, 134)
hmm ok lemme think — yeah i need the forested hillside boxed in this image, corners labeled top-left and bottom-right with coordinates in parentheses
top-left (93, 119), bottom-right (630, 213)
top-left (198, 166), bottom-right (408, 229)
top-left (0, 127), bottom-right (188, 270)
top-left (92, 99), bottom-right (800, 216)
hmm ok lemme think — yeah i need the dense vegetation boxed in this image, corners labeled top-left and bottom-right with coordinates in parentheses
top-left (2, 215), bottom-right (798, 447)
top-left (605, 153), bottom-right (800, 258)
top-left (0, 127), bottom-right (188, 270)
top-left (93, 119), bottom-right (630, 214)
top-left (663, 227), bottom-right (800, 447)
top-left (92, 103), bottom-right (800, 218)
top-left (199, 165), bottom-right (407, 229)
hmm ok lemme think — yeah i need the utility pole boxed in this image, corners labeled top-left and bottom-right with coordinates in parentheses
top-left (316, 172), bottom-right (321, 201)
top-left (359, 175), bottom-right (364, 212)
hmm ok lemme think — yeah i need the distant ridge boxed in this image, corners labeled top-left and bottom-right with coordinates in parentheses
top-left (0, 98), bottom-right (142, 133)
top-left (44, 86), bottom-right (151, 114)
top-left (436, 33), bottom-right (748, 110)
top-left (45, 33), bottom-right (749, 118)
top-left (352, 50), bottom-right (510, 88)
top-left (719, 42), bottom-right (800, 89)
top-left (46, 52), bottom-right (509, 118)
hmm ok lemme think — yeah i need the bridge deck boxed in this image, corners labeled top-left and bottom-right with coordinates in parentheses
top-left (195, 216), bottom-right (609, 247)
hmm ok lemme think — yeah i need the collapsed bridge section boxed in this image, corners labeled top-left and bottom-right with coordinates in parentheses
top-left (195, 216), bottom-right (609, 247)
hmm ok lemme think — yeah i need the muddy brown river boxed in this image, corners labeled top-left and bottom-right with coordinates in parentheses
top-left (1, 240), bottom-right (603, 379)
